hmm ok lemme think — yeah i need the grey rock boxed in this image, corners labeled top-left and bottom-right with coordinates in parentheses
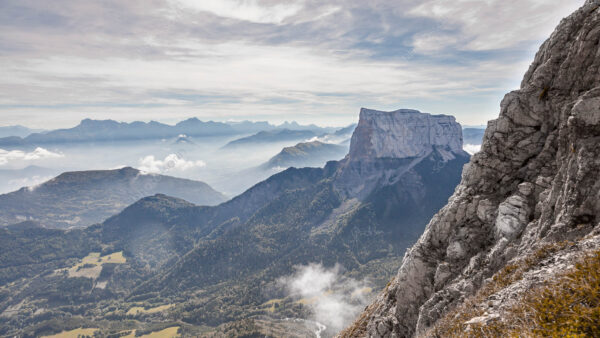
top-left (494, 195), bottom-right (530, 240)
top-left (335, 108), bottom-right (469, 200)
top-left (340, 1), bottom-right (600, 337)
top-left (348, 108), bottom-right (464, 161)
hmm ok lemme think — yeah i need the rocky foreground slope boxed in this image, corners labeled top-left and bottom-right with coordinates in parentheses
top-left (341, 1), bottom-right (600, 336)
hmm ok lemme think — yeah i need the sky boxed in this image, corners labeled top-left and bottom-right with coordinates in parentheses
top-left (0, 0), bottom-right (584, 129)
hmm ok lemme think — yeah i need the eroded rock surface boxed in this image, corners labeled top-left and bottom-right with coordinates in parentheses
top-left (340, 1), bottom-right (600, 336)
top-left (336, 109), bottom-right (468, 199)
top-left (348, 109), bottom-right (463, 161)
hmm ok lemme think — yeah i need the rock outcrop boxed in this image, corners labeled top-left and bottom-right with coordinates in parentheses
top-left (341, 1), bottom-right (600, 337)
top-left (348, 109), bottom-right (463, 161)
top-left (336, 109), bottom-right (468, 199)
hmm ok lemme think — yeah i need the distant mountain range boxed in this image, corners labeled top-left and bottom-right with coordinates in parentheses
top-left (0, 167), bottom-right (226, 229)
top-left (223, 129), bottom-right (319, 148)
top-left (0, 118), bottom-right (339, 147)
top-left (462, 127), bottom-right (486, 144)
top-left (0, 165), bottom-right (58, 182)
top-left (0, 108), bottom-right (470, 336)
top-left (0, 165), bottom-right (60, 194)
top-left (259, 140), bottom-right (348, 170)
top-left (0, 125), bottom-right (46, 138)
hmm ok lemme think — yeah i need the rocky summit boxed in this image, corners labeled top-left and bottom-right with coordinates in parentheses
top-left (335, 108), bottom-right (468, 199)
top-left (341, 1), bottom-right (600, 337)
top-left (348, 109), bottom-right (463, 161)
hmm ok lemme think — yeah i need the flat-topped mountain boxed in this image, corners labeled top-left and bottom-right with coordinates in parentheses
top-left (0, 167), bottom-right (226, 229)
top-left (335, 108), bottom-right (468, 199)
top-left (348, 109), bottom-right (463, 161)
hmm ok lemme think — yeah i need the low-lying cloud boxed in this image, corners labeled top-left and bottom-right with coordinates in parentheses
top-left (463, 143), bottom-right (481, 155)
top-left (0, 175), bottom-right (53, 194)
top-left (279, 263), bottom-right (372, 335)
top-left (0, 147), bottom-right (64, 166)
top-left (138, 153), bottom-right (206, 174)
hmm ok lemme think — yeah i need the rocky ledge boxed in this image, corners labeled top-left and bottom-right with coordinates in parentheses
top-left (340, 0), bottom-right (600, 337)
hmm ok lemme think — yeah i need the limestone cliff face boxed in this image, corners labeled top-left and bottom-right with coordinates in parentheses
top-left (348, 109), bottom-right (463, 161)
top-left (341, 1), bottom-right (600, 337)
top-left (336, 109), bottom-right (468, 199)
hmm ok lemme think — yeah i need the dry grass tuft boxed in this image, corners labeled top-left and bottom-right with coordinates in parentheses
top-left (429, 241), bottom-right (574, 337)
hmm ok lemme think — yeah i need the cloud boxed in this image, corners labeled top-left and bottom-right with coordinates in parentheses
top-left (0, 0), bottom-right (584, 128)
top-left (0, 147), bottom-right (64, 166)
top-left (408, 0), bottom-right (582, 52)
top-left (138, 153), bottom-right (206, 173)
top-left (169, 0), bottom-right (304, 24)
top-left (463, 143), bottom-right (481, 155)
top-left (0, 175), bottom-right (53, 193)
top-left (411, 33), bottom-right (460, 54)
top-left (279, 263), bottom-right (372, 334)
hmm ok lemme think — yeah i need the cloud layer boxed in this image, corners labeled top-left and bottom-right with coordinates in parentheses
top-left (138, 153), bottom-right (206, 173)
top-left (0, 147), bottom-right (64, 166)
top-left (463, 143), bottom-right (482, 155)
top-left (0, 0), bottom-right (583, 128)
top-left (279, 263), bottom-right (372, 334)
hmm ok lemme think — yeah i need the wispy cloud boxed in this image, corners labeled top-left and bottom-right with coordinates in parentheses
top-left (279, 263), bottom-right (372, 334)
top-left (169, 0), bottom-right (304, 24)
top-left (408, 0), bottom-right (582, 52)
top-left (0, 0), bottom-right (584, 128)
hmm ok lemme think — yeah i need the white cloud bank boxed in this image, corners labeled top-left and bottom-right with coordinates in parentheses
top-left (138, 153), bottom-right (206, 173)
top-left (463, 143), bottom-right (481, 155)
top-left (279, 263), bottom-right (372, 334)
top-left (0, 147), bottom-right (64, 166)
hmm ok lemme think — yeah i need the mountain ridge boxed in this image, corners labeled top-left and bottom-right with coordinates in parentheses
top-left (0, 167), bottom-right (226, 229)
top-left (0, 118), bottom-right (338, 146)
top-left (259, 140), bottom-right (348, 171)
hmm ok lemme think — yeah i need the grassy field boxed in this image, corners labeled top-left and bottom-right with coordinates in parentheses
top-left (41, 327), bottom-right (99, 338)
top-left (64, 251), bottom-right (126, 279)
top-left (119, 330), bottom-right (136, 337)
top-left (126, 304), bottom-right (174, 316)
top-left (139, 326), bottom-right (181, 338)
top-left (261, 298), bottom-right (284, 313)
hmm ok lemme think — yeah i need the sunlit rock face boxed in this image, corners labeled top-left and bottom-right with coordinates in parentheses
top-left (348, 108), bottom-right (463, 161)
top-left (336, 108), bottom-right (469, 199)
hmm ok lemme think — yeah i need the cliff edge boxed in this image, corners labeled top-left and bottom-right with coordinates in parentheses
top-left (348, 108), bottom-right (463, 161)
top-left (341, 1), bottom-right (600, 336)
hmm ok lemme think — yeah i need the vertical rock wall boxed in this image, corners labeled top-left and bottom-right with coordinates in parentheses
top-left (340, 1), bottom-right (600, 336)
